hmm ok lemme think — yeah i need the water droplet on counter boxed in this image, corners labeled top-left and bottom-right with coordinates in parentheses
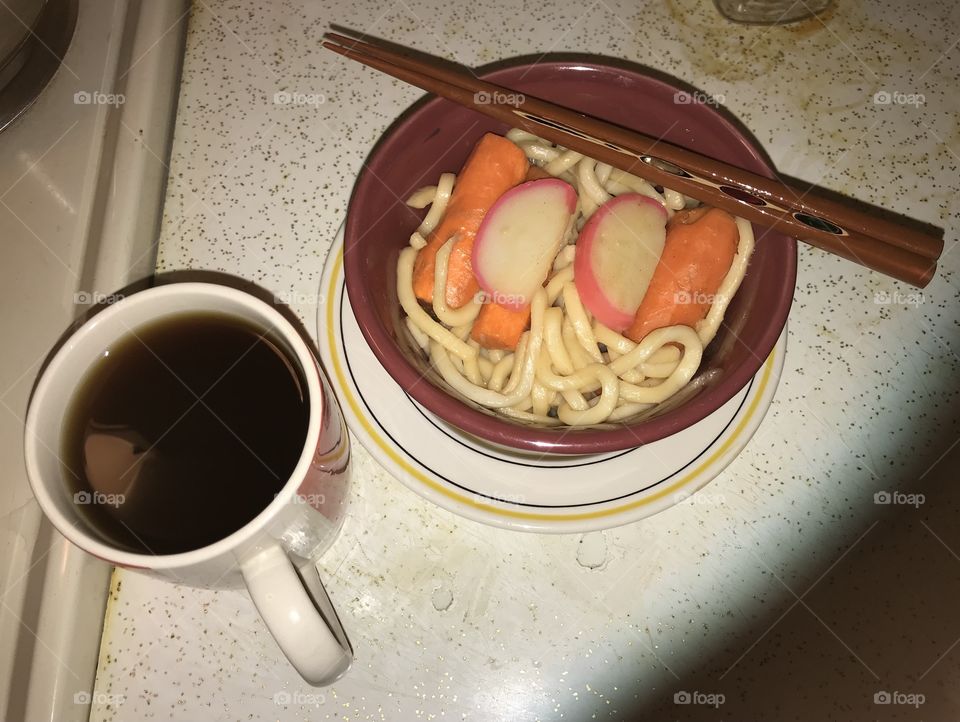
top-left (431, 585), bottom-right (453, 611)
top-left (576, 532), bottom-right (607, 569)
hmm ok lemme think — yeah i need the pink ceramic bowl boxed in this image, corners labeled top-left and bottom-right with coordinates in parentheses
top-left (344, 60), bottom-right (795, 455)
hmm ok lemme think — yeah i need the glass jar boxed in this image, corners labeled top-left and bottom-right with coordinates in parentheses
top-left (714, 0), bottom-right (832, 24)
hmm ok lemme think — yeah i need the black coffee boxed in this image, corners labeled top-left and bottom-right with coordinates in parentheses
top-left (61, 311), bottom-right (309, 554)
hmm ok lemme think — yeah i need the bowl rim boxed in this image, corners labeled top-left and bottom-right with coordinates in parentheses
top-left (344, 59), bottom-right (796, 454)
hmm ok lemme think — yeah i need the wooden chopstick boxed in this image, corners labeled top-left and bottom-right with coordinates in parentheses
top-left (323, 33), bottom-right (940, 287)
top-left (329, 29), bottom-right (941, 262)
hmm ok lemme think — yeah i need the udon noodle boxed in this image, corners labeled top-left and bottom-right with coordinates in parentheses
top-left (397, 129), bottom-right (755, 427)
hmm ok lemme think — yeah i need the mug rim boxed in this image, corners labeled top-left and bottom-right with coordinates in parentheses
top-left (24, 282), bottom-right (325, 570)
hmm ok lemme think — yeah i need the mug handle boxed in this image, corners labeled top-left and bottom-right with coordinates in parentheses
top-left (241, 542), bottom-right (352, 685)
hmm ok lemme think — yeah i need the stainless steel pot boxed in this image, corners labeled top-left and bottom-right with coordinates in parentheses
top-left (0, 0), bottom-right (47, 80)
top-left (0, 0), bottom-right (77, 131)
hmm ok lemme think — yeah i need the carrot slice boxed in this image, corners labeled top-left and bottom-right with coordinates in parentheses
top-left (625, 206), bottom-right (739, 343)
top-left (470, 301), bottom-right (531, 351)
top-left (412, 134), bottom-right (528, 308)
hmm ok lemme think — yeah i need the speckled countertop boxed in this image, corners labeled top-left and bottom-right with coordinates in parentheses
top-left (91, 0), bottom-right (959, 720)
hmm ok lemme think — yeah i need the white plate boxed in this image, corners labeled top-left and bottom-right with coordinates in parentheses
top-left (317, 226), bottom-right (786, 533)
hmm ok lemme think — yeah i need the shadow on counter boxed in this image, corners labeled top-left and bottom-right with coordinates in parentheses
top-left (615, 412), bottom-right (960, 720)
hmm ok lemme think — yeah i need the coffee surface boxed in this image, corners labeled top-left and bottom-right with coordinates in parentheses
top-left (61, 311), bottom-right (309, 554)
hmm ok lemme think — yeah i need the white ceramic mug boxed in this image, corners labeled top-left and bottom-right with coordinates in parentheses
top-left (24, 282), bottom-right (352, 685)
